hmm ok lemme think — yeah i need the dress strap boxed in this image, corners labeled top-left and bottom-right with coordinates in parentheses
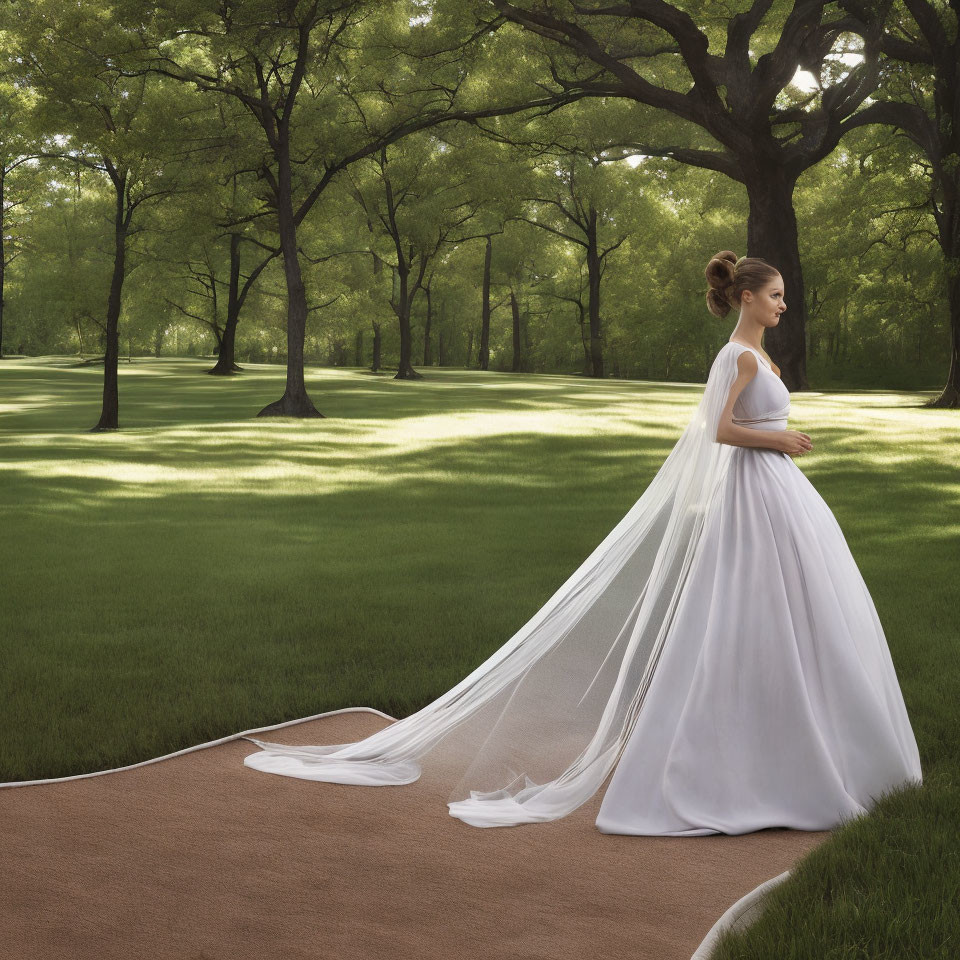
top-left (729, 341), bottom-right (771, 370)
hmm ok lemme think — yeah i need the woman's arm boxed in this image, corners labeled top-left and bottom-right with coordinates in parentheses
top-left (715, 351), bottom-right (812, 457)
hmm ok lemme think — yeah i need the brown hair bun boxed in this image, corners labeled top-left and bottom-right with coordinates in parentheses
top-left (704, 251), bottom-right (779, 319)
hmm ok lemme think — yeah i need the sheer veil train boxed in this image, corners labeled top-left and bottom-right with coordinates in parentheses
top-left (243, 343), bottom-right (749, 827)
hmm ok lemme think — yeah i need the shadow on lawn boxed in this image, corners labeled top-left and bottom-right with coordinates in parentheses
top-left (0, 359), bottom-right (956, 782)
top-left (0, 358), bottom-right (708, 432)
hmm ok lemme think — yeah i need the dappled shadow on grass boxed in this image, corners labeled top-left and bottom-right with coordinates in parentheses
top-left (0, 357), bottom-right (708, 433)
top-left (0, 424), bottom-right (677, 511)
top-left (0, 429), bottom-right (665, 780)
top-left (1, 421), bottom-right (956, 781)
top-left (0, 358), bottom-right (957, 785)
top-left (0, 358), bottom-right (699, 505)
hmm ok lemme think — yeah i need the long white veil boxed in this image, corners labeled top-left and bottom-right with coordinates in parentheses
top-left (244, 342), bottom-right (744, 827)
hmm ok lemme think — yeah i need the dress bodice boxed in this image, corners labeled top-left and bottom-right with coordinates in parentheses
top-left (729, 342), bottom-right (791, 431)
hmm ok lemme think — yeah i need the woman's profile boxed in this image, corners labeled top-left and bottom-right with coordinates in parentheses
top-left (244, 250), bottom-right (922, 836)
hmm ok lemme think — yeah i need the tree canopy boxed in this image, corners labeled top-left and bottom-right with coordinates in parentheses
top-left (1, 0), bottom-right (957, 425)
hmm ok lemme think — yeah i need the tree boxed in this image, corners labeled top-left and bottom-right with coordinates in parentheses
top-left (157, 176), bottom-right (281, 376)
top-left (9, 0), bottom-right (185, 429)
top-left (142, 0), bottom-right (591, 411)
top-left (0, 78), bottom-right (41, 359)
top-left (838, 0), bottom-right (960, 406)
top-left (512, 153), bottom-right (628, 377)
top-left (486, 0), bottom-right (893, 389)
top-left (350, 141), bottom-right (486, 379)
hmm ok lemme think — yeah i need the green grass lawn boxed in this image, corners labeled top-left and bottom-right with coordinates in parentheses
top-left (1, 356), bottom-right (958, 956)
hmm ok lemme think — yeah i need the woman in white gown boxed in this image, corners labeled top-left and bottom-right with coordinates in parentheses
top-left (244, 251), bottom-right (922, 835)
top-left (595, 252), bottom-right (922, 835)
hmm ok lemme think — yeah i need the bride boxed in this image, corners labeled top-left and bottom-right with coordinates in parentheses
top-left (244, 250), bottom-right (923, 836)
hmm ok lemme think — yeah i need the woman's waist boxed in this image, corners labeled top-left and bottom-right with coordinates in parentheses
top-left (732, 414), bottom-right (789, 431)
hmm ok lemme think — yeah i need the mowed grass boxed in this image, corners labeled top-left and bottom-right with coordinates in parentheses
top-left (1, 355), bottom-right (958, 956)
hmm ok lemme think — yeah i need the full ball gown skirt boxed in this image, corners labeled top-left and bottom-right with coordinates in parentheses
top-left (595, 343), bottom-right (922, 836)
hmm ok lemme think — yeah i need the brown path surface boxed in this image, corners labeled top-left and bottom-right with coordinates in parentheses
top-left (0, 713), bottom-right (828, 960)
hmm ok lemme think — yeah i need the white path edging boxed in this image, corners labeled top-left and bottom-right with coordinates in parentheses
top-left (690, 869), bottom-right (791, 959)
top-left (0, 706), bottom-right (397, 788)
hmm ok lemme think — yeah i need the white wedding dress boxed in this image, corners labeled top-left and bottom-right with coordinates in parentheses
top-left (595, 342), bottom-right (922, 834)
top-left (244, 340), bottom-right (922, 834)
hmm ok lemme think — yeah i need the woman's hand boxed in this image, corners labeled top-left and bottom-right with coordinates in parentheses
top-left (777, 430), bottom-right (813, 457)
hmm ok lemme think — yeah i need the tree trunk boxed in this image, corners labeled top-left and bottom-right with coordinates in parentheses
top-left (466, 327), bottom-right (474, 369)
top-left (394, 264), bottom-right (423, 380)
top-left (522, 306), bottom-right (531, 370)
top-left (577, 303), bottom-right (590, 373)
top-left (354, 328), bottom-right (364, 366)
top-left (257, 145), bottom-right (322, 417)
top-left (423, 284), bottom-right (433, 366)
top-left (0, 167), bottom-right (5, 359)
top-left (919, 16), bottom-right (960, 407)
top-left (928, 133), bottom-right (960, 405)
top-left (510, 288), bottom-right (522, 372)
top-left (929, 259), bottom-right (960, 407)
top-left (585, 208), bottom-right (604, 378)
top-left (92, 176), bottom-right (128, 431)
top-left (745, 168), bottom-right (808, 390)
top-left (438, 297), bottom-right (447, 366)
top-left (209, 233), bottom-right (244, 376)
top-left (371, 320), bottom-right (382, 372)
top-left (478, 235), bottom-right (492, 370)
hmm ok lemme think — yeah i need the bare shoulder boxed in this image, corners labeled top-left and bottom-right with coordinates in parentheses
top-left (735, 349), bottom-right (759, 378)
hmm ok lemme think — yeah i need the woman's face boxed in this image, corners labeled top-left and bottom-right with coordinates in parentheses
top-left (743, 275), bottom-right (786, 326)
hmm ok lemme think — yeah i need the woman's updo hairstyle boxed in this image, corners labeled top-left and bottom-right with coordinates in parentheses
top-left (705, 250), bottom-right (780, 318)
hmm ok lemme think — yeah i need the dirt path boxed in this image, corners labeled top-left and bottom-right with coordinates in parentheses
top-left (1, 712), bottom-right (828, 960)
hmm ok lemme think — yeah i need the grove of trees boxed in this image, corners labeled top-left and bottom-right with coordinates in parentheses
top-left (1, 0), bottom-right (958, 429)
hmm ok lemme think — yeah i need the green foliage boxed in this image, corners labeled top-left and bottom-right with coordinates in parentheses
top-left (0, 0), bottom-right (952, 387)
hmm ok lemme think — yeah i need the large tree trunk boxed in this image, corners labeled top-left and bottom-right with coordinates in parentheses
top-left (209, 233), bottom-right (244, 376)
top-left (929, 259), bottom-right (960, 407)
top-left (510, 288), bottom-right (522, 372)
top-left (745, 167), bottom-right (808, 390)
top-left (0, 167), bottom-right (5, 359)
top-left (423, 285), bottom-right (433, 366)
top-left (257, 146), bottom-right (322, 417)
top-left (92, 179), bottom-right (127, 432)
top-left (585, 207), bottom-right (604, 378)
top-left (577, 303), bottom-right (590, 374)
top-left (928, 142), bottom-right (960, 405)
top-left (478, 235), bottom-right (492, 370)
top-left (394, 265), bottom-right (423, 380)
top-left (395, 306), bottom-right (422, 378)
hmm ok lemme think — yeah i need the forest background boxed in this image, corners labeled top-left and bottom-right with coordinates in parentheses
top-left (2, 0), bottom-right (957, 423)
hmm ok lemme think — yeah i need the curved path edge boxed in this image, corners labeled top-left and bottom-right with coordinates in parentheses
top-left (3, 710), bottom-right (808, 960)
top-left (0, 706), bottom-right (397, 788)
top-left (690, 869), bottom-right (791, 959)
